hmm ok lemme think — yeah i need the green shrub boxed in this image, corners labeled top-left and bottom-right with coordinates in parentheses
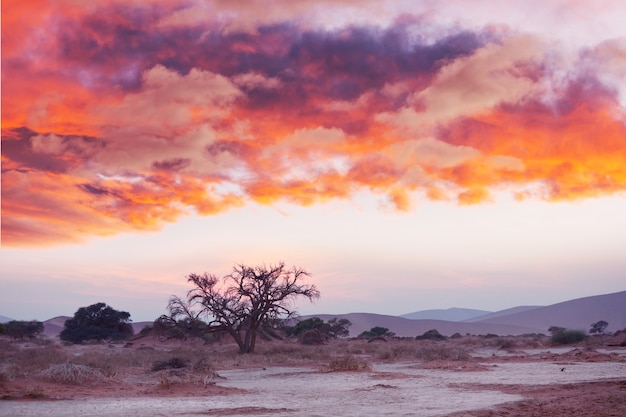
top-left (550, 329), bottom-right (587, 345)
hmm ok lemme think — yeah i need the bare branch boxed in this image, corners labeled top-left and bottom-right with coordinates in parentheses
top-left (167, 262), bottom-right (319, 353)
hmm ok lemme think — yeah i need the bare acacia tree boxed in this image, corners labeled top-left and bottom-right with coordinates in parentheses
top-left (167, 262), bottom-right (320, 353)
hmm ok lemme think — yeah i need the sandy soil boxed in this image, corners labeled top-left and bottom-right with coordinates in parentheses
top-left (447, 380), bottom-right (626, 417)
top-left (1, 336), bottom-right (625, 416)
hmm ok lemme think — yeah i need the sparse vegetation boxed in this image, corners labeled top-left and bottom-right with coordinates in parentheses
top-left (1, 329), bottom-right (624, 406)
top-left (25, 386), bottom-right (46, 399)
top-left (42, 363), bottom-right (102, 384)
top-left (151, 357), bottom-right (187, 372)
top-left (322, 355), bottom-right (371, 372)
top-left (415, 343), bottom-right (470, 361)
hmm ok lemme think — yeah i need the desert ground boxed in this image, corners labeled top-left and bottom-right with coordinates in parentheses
top-left (1, 332), bottom-right (625, 417)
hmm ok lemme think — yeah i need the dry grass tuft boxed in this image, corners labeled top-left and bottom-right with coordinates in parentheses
top-left (41, 363), bottom-right (102, 384)
top-left (158, 373), bottom-right (174, 389)
top-left (25, 386), bottom-right (46, 399)
top-left (0, 342), bottom-right (69, 380)
top-left (322, 355), bottom-right (371, 372)
top-left (415, 344), bottom-right (470, 362)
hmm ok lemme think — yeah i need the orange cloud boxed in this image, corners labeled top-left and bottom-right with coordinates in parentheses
top-left (438, 94), bottom-right (626, 201)
top-left (2, 1), bottom-right (625, 246)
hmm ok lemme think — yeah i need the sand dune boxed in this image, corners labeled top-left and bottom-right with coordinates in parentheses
top-left (0, 315), bottom-right (13, 323)
top-left (400, 307), bottom-right (491, 321)
top-left (308, 290), bottom-right (626, 337)
top-left (42, 316), bottom-right (71, 337)
top-left (471, 291), bottom-right (626, 332)
top-left (463, 306), bottom-right (541, 322)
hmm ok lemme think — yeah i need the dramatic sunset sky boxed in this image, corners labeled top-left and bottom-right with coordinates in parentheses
top-left (2, 0), bottom-right (625, 321)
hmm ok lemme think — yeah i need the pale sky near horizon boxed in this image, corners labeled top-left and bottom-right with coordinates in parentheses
top-left (1, 0), bottom-right (625, 322)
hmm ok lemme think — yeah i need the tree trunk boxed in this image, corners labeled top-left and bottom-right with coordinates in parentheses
top-left (228, 328), bottom-right (246, 354)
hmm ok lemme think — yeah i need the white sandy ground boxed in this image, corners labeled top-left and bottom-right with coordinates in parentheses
top-left (1, 359), bottom-right (625, 417)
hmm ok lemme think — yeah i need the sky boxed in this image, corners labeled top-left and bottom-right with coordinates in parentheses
top-left (1, 0), bottom-right (625, 322)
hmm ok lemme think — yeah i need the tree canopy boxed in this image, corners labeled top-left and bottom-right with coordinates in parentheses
top-left (358, 326), bottom-right (395, 340)
top-left (167, 262), bottom-right (320, 353)
top-left (289, 317), bottom-right (351, 338)
top-left (590, 320), bottom-right (608, 335)
top-left (4, 320), bottom-right (44, 339)
top-left (60, 302), bottom-right (133, 343)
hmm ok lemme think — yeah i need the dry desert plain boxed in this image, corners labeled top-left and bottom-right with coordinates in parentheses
top-left (1, 332), bottom-right (626, 417)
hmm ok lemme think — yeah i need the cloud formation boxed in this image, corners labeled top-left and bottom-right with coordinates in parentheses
top-left (2, 0), bottom-right (625, 246)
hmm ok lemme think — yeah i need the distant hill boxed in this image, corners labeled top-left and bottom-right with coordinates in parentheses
top-left (401, 308), bottom-right (491, 321)
top-left (471, 291), bottom-right (626, 333)
top-left (42, 316), bottom-right (71, 337)
top-left (306, 291), bottom-right (626, 337)
top-left (132, 321), bottom-right (152, 334)
top-left (463, 306), bottom-right (541, 322)
top-left (0, 315), bottom-right (13, 323)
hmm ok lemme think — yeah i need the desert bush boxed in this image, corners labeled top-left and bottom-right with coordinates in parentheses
top-left (415, 344), bottom-right (470, 362)
top-left (5, 321), bottom-right (44, 339)
top-left (151, 357), bottom-right (187, 372)
top-left (374, 340), bottom-right (419, 361)
top-left (495, 338), bottom-right (516, 350)
top-left (192, 357), bottom-right (215, 373)
top-left (358, 326), bottom-right (395, 340)
top-left (550, 329), bottom-right (588, 345)
top-left (158, 373), bottom-right (174, 389)
top-left (322, 355), bottom-right (371, 372)
top-left (42, 363), bottom-right (102, 384)
top-left (25, 386), bottom-right (46, 399)
top-left (415, 329), bottom-right (447, 341)
top-left (299, 329), bottom-right (326, 345)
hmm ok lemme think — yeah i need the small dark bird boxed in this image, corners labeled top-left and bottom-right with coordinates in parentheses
top-left (560, 367), bottom-right (565, 372)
